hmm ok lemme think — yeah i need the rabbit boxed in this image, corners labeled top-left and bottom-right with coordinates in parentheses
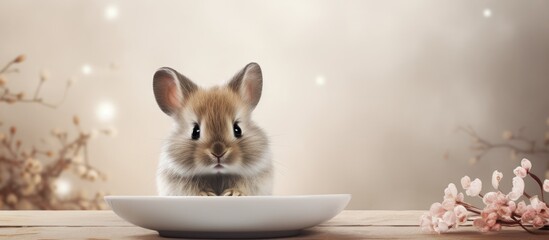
top-left (153, 63), bottom-right (273, 196)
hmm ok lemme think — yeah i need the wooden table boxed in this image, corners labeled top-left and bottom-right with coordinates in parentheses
top-left (0, 210), bottom-right (547, 239)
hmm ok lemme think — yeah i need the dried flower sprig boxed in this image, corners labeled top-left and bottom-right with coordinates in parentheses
top-left (0, 54), bottom-right (71, 108)
top-left (456, 121), bottom-right (549, 178)
top-left (0, 55), bottom-right (113, 210)
top-left (421, 158), bottom-right (549, 234)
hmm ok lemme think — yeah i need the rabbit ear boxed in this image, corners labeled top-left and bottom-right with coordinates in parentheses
top-left (153, 67), bottom-right (198, 116)
top-left (228, 62), bottom-right (263, 109)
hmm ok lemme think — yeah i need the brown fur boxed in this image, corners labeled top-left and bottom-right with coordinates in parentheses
top-left (154, 63), bottom-right (273, 196)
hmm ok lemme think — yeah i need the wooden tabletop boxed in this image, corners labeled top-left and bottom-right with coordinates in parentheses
top-left (0, 210), bottom-right (547, 239)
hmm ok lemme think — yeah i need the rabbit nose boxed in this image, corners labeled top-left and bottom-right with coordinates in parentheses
top-left (211, 142), bottom-right (226, 158)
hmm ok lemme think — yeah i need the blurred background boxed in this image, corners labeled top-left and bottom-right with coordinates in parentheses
top-left (1, 0), bottom-right (548, 210)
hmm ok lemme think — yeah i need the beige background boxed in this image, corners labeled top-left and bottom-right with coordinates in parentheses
top-left (1, 0), bottom-right (549, 209)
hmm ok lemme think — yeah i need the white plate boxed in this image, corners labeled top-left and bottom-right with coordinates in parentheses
top-left (105, 194), bottom-right (351, 238)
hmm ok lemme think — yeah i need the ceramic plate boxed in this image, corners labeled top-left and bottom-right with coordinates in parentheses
top-left (105, 194), bottom-right (351, 238)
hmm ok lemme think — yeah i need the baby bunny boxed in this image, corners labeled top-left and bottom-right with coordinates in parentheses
top-left (154, 63), bottom-right (273, 196)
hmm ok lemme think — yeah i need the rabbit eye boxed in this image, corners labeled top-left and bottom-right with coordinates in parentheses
top-left (233, 122), bottom-right (242, 138)
top-left (191, 123), bottom-right (200, 140)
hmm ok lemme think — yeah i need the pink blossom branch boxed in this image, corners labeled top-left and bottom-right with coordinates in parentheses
top-left (457, 201), bottom-right (482, 214)
top-left (422, 158), bottom-right (549, 235)
top-left (464, 206), bottom-right (481, 215)
top-left (511, 216), bottom-right (536, 234)
top-left (527, 172), bottom-right (546, 203)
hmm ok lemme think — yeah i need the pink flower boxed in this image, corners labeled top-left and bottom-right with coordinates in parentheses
top-left (429, 202), bottom-right (445, 218)
top-left (473, 217), bottom-right (501, 232)
top-left (481, 192), bottom-right (517, 223)
top-left (461, 176), bottom-right (471, 190)
top-left (454, 205), bottom-right (468, 225)
top-left (515, 201), bottom-right (527, 216)
top-left (444, 183), bottom-right (464, 202)
top-left (520, 196), bottom-right (549, 229)
top-left (497, 201), bottom-right (515, 218)
top-left (430, 204), bottom-right (468, 233)
top-left (474, 196), bottom-right (510, 233)
top-left (420, 212), bottom-right (452, 234)
top-left (442, 199), bottom-right (456, 211)
top-left (492, 170), bottom-right (503, 190)
top-left (522, 209), bottom-right (546, 229)
top-left (532, 216), bottom-right (546, 229)
top-left (466, 178), bottom-right (482, 197)
top-left (421, 159), bottom-right (549, 234)
top-left (521, 158), bottom-right (532, 172)
top-left (513, 166), bottom-right (527, 178)
top-left (530, 196), bottom-right (549, 219)
top-left (442, 210), bottom-right (456, 226)
top-left (421, 184), bottom-right (470, 234)
top-left (507, 176), bottom-right (524, 201)
top-left (420, 213), bottom-right (435, 233)
top-left (484, 211), bottom-right (498, 226)
top-left (433, 218), bottom-right (449, 233)
top-left (441, 207), bottom-right (468, 230)
top-left (473, 218), bottom-right (488, 232)
top-left (461, 176), bottom-right (482, 197)
top-left (482, 192), bottom-right (498, 205)
top-left (521, 208), bottom-right (536, 222)
top-left (444, 183), bottom-right (458, 199)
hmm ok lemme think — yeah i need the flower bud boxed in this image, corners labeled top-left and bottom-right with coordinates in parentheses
top-left (491, 170), bottom-right (503, 190)
top-left (13, 54), bottom-right (26, 63)
top-left (520, 158), bottom-right (532, 172)
top-left (87, 170), bottom-right (99, 181)
top-left (76, 165), bottom-right (87, 176)
top-left (513, 166), bottom-right (527, 178)
top-left (73, 115), bottom-right (80, 126)
top-left (40, 69), bottom-right (50, 82)
top-left (0, 74), bottom-right (7, 87)
top-left (72, 155), bottom-right (84, 164)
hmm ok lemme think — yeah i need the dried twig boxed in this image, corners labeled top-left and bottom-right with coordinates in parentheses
top-left (456, 124), bottom-right (549, 176)
top-left (0, 55), bottom-right (70, 108)
top-left (0, 54), bottom-right (112, 210)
